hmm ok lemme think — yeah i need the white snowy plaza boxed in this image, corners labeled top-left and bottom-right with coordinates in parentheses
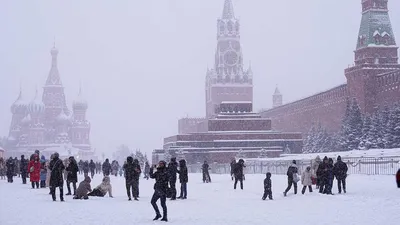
top-left (1, 173), bottom-right (399, 225)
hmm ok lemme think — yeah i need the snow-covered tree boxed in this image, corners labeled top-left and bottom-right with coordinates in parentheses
top-left (385, 104), bottom-right (400, 148)
top-left (236, 149), bottom-right (246, 159)
top-left (176, 148), bottom-right (185, 161)
top-left (259, 148), bottom-right (268, 158)
top-left (303, 123), bottom-right (334, 153)
top-left (339, 98), bottom-right (363, 150)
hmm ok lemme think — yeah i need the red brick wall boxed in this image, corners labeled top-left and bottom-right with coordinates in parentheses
top-left (261, 85), bottom-right (348, 134)
top-left (376, 70), bottom-right (400, 106)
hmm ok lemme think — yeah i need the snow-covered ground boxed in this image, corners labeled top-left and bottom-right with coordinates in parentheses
top-left (1, 173), bottom-right (399, 225)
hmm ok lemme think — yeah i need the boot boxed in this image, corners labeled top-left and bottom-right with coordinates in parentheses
top-left (161, 217), bottom-right (168, 222)
top-left (153, 214), bottom-right (162, 221)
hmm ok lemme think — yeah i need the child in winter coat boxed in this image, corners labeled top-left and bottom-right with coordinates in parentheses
top-left (262, 172), bottom-right (273, 200)
top-left (88, 176), bottom-right (113, 198)
top-left (74, 176), bottom-right (92, 200)
top-left (301, 166), bottom-right (313, 194)
top-left (40, 156), bottom-right (47, 188)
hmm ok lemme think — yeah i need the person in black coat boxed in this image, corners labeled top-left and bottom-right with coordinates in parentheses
top-left (317, 156), bottom-right (329, 194)
top-left (177, 159), bottom-right (188, 199)
top-left (202, 161), bottom-right (211, 183)
top-left (167, 157), bottom-right (178, 200)
top-left (82, 161), bottom-right (89, 177)
top-left (6, 157), bottom-right (15, 183)
top-left (396, 168), bottom-right (400, 188)
top-left (233, 159), bottom-right (246, 190)
top-left (123, 156), bottom-right (141, 201)
top-left (102, 159), bottom-right (111, 176)
top-left (66, 156), bottom-right (79, 196)
top-left (89, 160), bottom-right (96, 179)
top-left (150, 161), bottom-right (169, 222)
top-left (262, 172), bottom-right (273, 200)
top-left (49, 152), bottom-right (65, 201)
top-left (333, 156), bottom-right (348, 194)
top-left (283, 160), bottom-right (299, 196)
top-left (20, 155), bottom-right (28, 184)
top-left (144, 161), bottom-right (151, 180)
top-left (230, 159), bottom-right (236, 181)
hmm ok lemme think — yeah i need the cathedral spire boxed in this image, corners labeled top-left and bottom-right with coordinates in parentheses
top-left (45, 44), bottom-right (62, 86)
top-left (222, 0), bottom-right (235, 19)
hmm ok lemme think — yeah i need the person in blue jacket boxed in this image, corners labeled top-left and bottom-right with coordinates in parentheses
top-left (40, 155), bottom-right (47, 188)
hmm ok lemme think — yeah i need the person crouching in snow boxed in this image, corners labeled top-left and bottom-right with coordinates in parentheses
top-left (262, 172), bottom-right (273, 200)
top-left (88, 176), bottom-right (113, 198)
top-left (301, 166), bottom-right (313, 194)
top-left (74, 176), bottom-right (92, 200)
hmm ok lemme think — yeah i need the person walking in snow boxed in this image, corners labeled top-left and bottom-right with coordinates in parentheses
top-left (167, 157), bottom-right (178, 200)
top-left (301, 166), bottom-right (313, 194)
top-left (396, 168), bottom-right (400, 188)
top-left (124, 156), bottom-right (140, 201)
top-left (66, 156), bottom-right (79, 196)
top-left (82, 160), bottom-right (89, 178)
top-left (283, 160), bottom-right (299, 196)
top-left (333, 156), bottom-right (348, 194)
top-left (177, 159), bottom-right (188, 199)
top-left (317, 156), bottom-right (329, 194)
top-left (202, 161), bottom-right (211, 183)
top-left (262, 172), bottom-right (273, 200)
top-left (49, 152), bottom-right (65, 201)
top-left (6, 157), bottom-right (15, 183)
top-left (0, 157), bottom-right (6, 180)
top-left (14, 157), bottom-right (20, 177)
top-left (89, 159), bottom-right (96, 179)
top-left (88, 176), bottom-right (113, 198)
top-left (150, 161), bottom-right (169, 222)
top-left (20, 155), bottom-right (28, 184)
top-left (230, 159), bottom-right (236, 181)
top-left (326, 158), bottom-right (335, 195)
top-left (102, 159), bottom-right (111, 176)
top-left (312, 156), bottom-right (322, 189)
top-left (233, 159), bottom-right (246, 190)
top-left (28, 154), bottom-right (41, 188)
top-left (40, 156), bottom-right (47, 188)
top-left (144, 161), bottom-right (150, 180)
top-left (74, 176), bottom-right (92, 200)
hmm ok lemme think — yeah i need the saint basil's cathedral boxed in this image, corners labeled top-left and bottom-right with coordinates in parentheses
top-left (6, 46), bottom-right (94, 160)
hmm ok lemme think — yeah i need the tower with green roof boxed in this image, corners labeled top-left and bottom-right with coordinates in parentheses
top-left (345, 0), bottom-right (399, 113)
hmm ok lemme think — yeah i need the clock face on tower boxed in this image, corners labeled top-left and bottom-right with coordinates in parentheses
top-left (224, 51), bottom-right (238, 66)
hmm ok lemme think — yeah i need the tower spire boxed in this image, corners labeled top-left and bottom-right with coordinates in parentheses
top-left (354, 0), bottom-right (397, 65)
top-left (222, 0), bottom-right (235, 19)
top-left (45, 44), bottom-right (62, 86)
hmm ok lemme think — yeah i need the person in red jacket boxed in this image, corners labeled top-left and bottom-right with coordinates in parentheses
top-left (28, 154), bottom-right (41, 189)
top-left (396, 168), bottom-right (400, 188)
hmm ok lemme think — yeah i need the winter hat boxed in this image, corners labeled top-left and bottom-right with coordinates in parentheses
top-left (84, 176), bottom-right (91, 183)
top-left (306, 166), bottom-right (311, 170)
top-left (328, 158), bottom-right (333, 163)
top-left (21, 155), bottom-right (25, 159)
top-left (292, 160), bottom-right (297, 164)
top-left (337, 156), bottom-right (342, 161)
top-left (266, 172), bottom-right (271, 178)
top-left (323, 156), bottom-right (328, 162)
top-left (158, 160), bottom-right (167, 167)
top-left (53, 152), bottom-right (59, 159)
top-left (127, 156), bottom-right (133, 163)
top-left (171, 157), bottom-right (176, 162)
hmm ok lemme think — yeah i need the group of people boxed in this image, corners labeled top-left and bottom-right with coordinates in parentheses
top-left (282, 156), bottom-right (349, 197)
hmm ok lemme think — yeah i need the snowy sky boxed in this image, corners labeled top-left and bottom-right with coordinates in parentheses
top-left (1, 0), bottom-right (400, 158)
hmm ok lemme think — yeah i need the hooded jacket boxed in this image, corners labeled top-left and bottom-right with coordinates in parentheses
top-left (20, 155), bottom-right (28, 174)
top-left (301, 167), bottom-right (313, 186)
top-left (150, 162), bottom-right (169, 196)
top-left (168, 158), bottom-right (178, 181)
top-left (28, 155), bottom-right (41, 182)
top-left (75, 176), bottom-right (92, 198)
top-left (286, 161), bottom-right (298, 180)
top-left (66, 157), bottom-right (79, 182)
top-left (49, 153), bottom-right (65, 187)
top-left (124, 157), bottom-right (141, 181)
top-left (333, 156), bottom-right (348, 180)
top-left (178, 159), bottom-right (188, 183)
top-left (95, 176), bottom-right (113, 197)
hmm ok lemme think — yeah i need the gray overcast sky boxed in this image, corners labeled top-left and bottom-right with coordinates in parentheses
top-left (1, 0), bottom-right (399, 158)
